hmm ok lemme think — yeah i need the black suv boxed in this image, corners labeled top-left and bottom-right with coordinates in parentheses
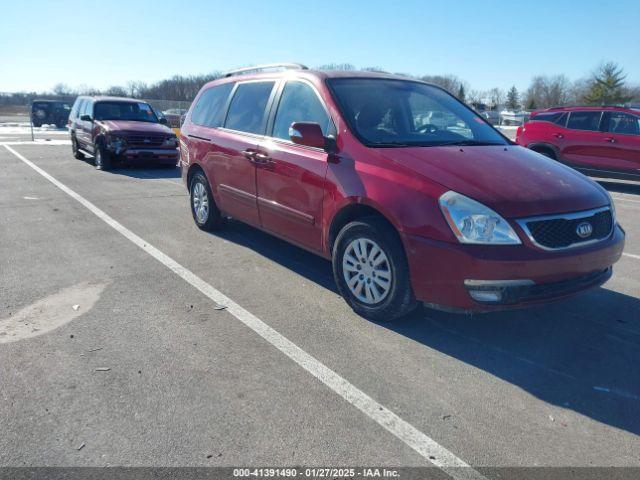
top-left (68, 96), bottom-right (179, 171)
top-left (31, 100), bottom-right (71, 128)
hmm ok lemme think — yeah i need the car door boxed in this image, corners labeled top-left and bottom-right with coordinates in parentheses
top-left (255, 80), bottom-right (335, 252)
top-left (76, 100), bottom-right (93, 149)
top-left (559, 110), bottom-right (611, 168)
top-left (598, 111), bottom-right (640, 174)
top-left (206, 80), bottom-right (277, 227)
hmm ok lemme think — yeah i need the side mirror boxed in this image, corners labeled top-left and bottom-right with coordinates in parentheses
top-left (80, 114), bottom-right (92, 122)
top-left (289, 122), bottom-right (327, 149)
top-left (158, 117), bottom-right (168, 125)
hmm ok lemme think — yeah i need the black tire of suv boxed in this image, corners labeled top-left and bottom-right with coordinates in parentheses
top-left (71, 136), bottom-right (84, 159)
top-left (94, 142), bottom-right (112, 171)
top-left (32, 121), bottom-right (42, 127)
top-left (534, 147), bottom-right (556, 160)
top-left (332, 217), bottom-right (417, 322)
top-left (189, 171), bottom-right (225, 231)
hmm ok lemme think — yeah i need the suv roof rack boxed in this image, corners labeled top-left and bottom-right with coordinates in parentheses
top-left (223, 63), bottom-right (309, 78)
top-left (546, 105), bottom-right (629, 110)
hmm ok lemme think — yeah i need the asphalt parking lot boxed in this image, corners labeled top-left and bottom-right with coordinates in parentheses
top-left (1, 125), bottom-right (639, 476)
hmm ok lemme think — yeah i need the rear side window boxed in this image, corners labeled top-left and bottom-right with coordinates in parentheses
top-left (566, 111), bottom-right (602, 131)
top-left (82, 100), bottom-right (93, 117)
top-left (554, 112), bottom-right (568, 126)
top-left (70, 99), bottom-right (82, 119)
top-left (272, 81), bottom-right (333, 140)
top-left (224, 81), bottom-right (275, 134)
top-left (605, 112), bottom-right (640, 135)
top-left (191, 83), bottom-right (233, 127)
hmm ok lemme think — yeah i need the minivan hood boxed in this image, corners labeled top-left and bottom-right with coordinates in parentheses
top-left (377, 145), bottom-right (609, 218)
top-left (97, 120), bottom-right (172, 135)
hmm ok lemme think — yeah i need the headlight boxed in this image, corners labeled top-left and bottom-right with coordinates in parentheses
top-left (603, 189), bottom-right (616, 222)
top-left (164, 135), bottom-right (178, 147)
top-left (439, 191), bottom-right (521, 245)
top-left (105, 135), bottom-right (127, 153)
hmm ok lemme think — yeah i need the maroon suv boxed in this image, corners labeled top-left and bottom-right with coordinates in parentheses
top-left (68, 96), bottom-right (179, 170)
top-left (517, 106), bottom-right (640, 180)
top-left (180, 65), bottom-right (624, 320)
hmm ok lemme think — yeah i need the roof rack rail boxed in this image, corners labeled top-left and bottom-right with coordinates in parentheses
top-left (224, 63), bottom-right (309, 78)
top-left (546, 104), bottom-right (628, 110)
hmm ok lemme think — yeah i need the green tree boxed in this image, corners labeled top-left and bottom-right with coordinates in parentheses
top-left (583, 62), bottom-right (631, 105)
top-left (506, 86), bottom-right (519, 110)
top-left (457, 84), bottom-right (466, 102)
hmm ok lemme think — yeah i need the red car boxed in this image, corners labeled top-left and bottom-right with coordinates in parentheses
top-left (179, 64), bottom-right (624, 320)
top-left (516, 106), bottom-right (640, 180)
top-left (68, 96), bottom-right (180, 170)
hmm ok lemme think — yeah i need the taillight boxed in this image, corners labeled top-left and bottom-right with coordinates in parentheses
top-left (515, 126), bottom-right (524, 142)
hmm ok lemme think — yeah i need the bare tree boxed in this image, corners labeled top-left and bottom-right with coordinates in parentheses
top-left (525, 75), bottom-right (572, 109)
top-left (488, 87), bottom-right (505, 108)
top-left (52, 83), bottom-right (72, 96)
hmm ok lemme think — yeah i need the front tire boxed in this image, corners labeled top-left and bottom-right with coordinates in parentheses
top-left (189, 171), bottom-right (225, 231)
top-left (332, 217), bottom-right (417, 321)
top-left (71, 136), bottom-right (84, 159)
top-left (94, 142), bottom-right (112, 171)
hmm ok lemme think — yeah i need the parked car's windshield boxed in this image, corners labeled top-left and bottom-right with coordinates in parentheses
top-left (328, 78), bottom-right (508, 147)
top-left (94, 101), bottom-right (159, 123)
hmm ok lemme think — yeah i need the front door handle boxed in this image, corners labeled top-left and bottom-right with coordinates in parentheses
top-left (553, 133), bottom-right (564, 139)
top-left (253, 152), bottom-right (271, 165)
top-left (604, 137), bottom-right (617, 143)
top-left (242, 149), bottom-right (257, 160)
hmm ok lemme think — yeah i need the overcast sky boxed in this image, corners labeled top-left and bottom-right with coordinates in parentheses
top-left (1, 0), bottom-right (638, 93)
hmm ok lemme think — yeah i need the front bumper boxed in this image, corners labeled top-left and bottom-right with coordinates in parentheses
top-left (403, 224), bottom-right (625, 312)
top-left (114, 147), bottom-right (179, 165)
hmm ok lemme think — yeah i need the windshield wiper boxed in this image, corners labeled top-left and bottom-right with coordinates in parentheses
top-left (435, 140), bottom-right (505, 147)
top-left (368, 141), bottom-right (416, 147)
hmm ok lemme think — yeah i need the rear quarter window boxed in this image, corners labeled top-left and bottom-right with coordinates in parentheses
top-left (191, 83), bottom-right (234, 127)
top-left (70, 99), bottom-right (83, 119)
top-left (532, 112), bottom-right (562, 123)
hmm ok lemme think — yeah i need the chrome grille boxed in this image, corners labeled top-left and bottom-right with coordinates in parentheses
top-left (125, 135), bottom-right (165, 147)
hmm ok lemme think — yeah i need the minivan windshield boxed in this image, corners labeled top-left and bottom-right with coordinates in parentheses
top-left (94, 101), bottom-right (159, 123)
top-left (328, 78), bottom-right (509, 147)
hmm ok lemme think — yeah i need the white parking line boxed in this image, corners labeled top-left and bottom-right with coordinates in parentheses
top-left (0, 140), bottom-right (71, 146)
top-left (623, 253), bottom-right (640, 260)
top-left (3, 144), bottom-right (486, 480)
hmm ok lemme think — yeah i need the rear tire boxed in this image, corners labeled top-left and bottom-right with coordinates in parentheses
top-left (332, 217), bottom-right (417, 322)
top-left (189, 171), bottom-right (225, 231)
top-left (94, 142), bottom-right (112, 171)
top-left (533, 147), bottom-right (556, 160)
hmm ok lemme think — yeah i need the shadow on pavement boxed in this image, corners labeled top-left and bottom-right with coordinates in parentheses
top-left (207, 220), bottom-right (640, 436)
top-left (111, 165), bottom-right (181, 180)
top-left (389, 291), bottom-right (640, 436)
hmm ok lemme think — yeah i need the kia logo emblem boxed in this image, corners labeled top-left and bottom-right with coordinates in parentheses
top-left (576, 222), bottom-right (593, 238)
top-left (143, 138), bottom-right (151, 144)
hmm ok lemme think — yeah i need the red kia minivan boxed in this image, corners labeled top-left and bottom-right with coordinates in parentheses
top-left (516, 106), bottom-right (640, 181)
top-left (180, 64), bottom-right (624, 320)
